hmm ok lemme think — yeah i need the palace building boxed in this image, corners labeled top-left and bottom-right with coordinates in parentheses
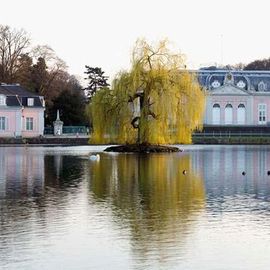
top-left (196, 69), bottom-right (270, 126)
top-left (0, 84), bottom-right (45, 137)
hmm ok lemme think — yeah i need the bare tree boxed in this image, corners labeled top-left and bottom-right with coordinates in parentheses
top-left (31, 45), bottom-right (67, 70)
top-left (0, 25), bottom-right (30, 83)
top-left (31, 44), bottom-right (68, 98)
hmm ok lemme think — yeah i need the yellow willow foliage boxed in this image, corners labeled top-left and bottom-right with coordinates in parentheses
top-left (90, 39), bottom-right (206, 144)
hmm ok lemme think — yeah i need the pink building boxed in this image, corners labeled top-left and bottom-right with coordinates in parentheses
top-left (197, 70), bottom-right (270, 126)
top-left (0, 84), bottom-right (45, 137)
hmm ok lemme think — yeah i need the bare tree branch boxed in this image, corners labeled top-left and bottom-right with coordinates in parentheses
top-left (0, 25), bottom-right (30, 82)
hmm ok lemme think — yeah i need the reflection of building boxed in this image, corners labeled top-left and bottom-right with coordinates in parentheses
top-left (197, 70), bottom-right (270, 126)
top-left (0, 148), bottom-right (44, 198)
top-left (0, 84), bottom-right (45, 137)
top-left (191, 146), bottom-right (270, 198)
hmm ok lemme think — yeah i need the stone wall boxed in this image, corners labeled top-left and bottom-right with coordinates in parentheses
top-left (0, 137), bottom-right (89, 145)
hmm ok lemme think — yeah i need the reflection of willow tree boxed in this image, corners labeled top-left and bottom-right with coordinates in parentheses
top-left (90, 39), bottom-right (205, 144)
top-left (88, 154), bottom-right (205, 262)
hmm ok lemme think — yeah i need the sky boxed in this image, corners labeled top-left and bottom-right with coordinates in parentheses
top-left (2, 0), bottom-right (270, 81)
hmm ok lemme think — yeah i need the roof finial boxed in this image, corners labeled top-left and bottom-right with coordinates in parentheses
top-left (224, 72), bottom-right (234, 85)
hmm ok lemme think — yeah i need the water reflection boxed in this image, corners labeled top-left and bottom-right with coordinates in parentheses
top-left (0, 147), bottom-right (44, 198)
top-left (0, 148), bottom-right (85, 198)
top-left (44, 155), bottom-right (84, 188)
top-left (88, 153), bottom-right (205, 267)
top-left (191, 146), bottom-right (270, 200)
top-left (1, 146), bottom-right (270, 269)
top-left (0, 147), bottom-right (87, 270)
top-left (189, 146), bottom-right (270, 234)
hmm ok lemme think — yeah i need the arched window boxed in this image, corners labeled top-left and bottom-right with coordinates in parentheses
top-left (212, 104), bottom-right (220, 125)
top-left (225, 104), bottom-right (233, 124)
top-left (237, 104), bottom-right (246, 125)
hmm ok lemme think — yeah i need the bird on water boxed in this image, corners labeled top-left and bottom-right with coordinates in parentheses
top-left (89, 154), bottom-right (100, 161)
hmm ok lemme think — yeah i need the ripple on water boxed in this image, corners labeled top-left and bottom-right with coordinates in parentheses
top-left (1, 146), bottom-right (270, 269)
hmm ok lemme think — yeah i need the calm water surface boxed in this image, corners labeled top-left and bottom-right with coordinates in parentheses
top-left (0, 145), bottom-right (270, 270)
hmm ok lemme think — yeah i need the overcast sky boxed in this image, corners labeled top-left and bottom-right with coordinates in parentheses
top-left (2, 0), bottom-right (270, 80)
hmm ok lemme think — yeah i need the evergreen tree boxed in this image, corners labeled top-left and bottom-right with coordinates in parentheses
top-left (15, 54), bottom-right (34, 90)
top-left (46, 75), bottom-right (87, 126)
top-left (84, 66), bottom-right (109, 99)
top-left (31, 57), bottom-right (49, 94)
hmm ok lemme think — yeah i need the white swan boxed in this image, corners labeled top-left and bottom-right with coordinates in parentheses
top-left (89, 154), bottom-right (100, 161)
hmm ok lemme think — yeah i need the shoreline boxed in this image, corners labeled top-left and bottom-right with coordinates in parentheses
top-left (0, 136), bottom-right (90, 145)
top-left (1, 136), bottom-right (270, 146)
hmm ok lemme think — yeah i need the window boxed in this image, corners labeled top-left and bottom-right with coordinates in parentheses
top-left (26, 117), bottom-right (34, 130)
top-left (258, 81), bottom-right (266, 92)
top-left (211, 80), bottom-right (221, 88)
top-left (237, 104), bottom-right (246, 125)
top-left (212, 104), bottom-right (221, 124)
top-left (258, 104), bottom-right (267, 124)
top-left (225, 104), bottom-right (233, 124)
top-left (0, 95), bottom-right (6, 105)
top-left (237, 80), bottom-right (246, 89)
top-left (0, 117), bottom-right (5, 130)
top-left (27, 98), bottom-right (34, 106)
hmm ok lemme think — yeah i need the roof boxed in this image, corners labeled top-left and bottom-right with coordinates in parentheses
top-left (193, 70), bottom-right (270, 92)
top-left (0, 84), bottom-right (39, 97)
top-left (0, 84), bottom-right (44, 108)
top-left (6, 96), bottom-right (21, 106)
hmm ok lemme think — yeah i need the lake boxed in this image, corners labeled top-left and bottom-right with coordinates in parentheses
top-left (0, 145), bottom-right (270, 270)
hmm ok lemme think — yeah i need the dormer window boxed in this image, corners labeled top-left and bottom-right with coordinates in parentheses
top-left (0, 95), bottom-right (6, 105)
top-left (27, 98), bottom-right (34, 106)
top-left (237, 80), bottom-right (246, 89)
top-left (258, 81), bottom-right (266, 91)
top-left (211, 80), bottom-right (221, 88)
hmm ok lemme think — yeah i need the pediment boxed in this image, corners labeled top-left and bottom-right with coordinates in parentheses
top-left (210, 84), bottom-right (251, 96)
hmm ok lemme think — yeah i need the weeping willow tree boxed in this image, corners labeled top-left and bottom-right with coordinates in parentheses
top-left (90, 39), bottom-right (205, 145)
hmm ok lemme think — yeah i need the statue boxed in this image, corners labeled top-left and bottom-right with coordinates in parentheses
top-left (53, 110), bottom-right (63, 136)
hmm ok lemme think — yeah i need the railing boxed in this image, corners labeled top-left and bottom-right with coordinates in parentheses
top-left (44, 127), bottom-right (53, 135)
top-left (44, 126), bottom-right (88, 135)
top-left (192, 130), bottom-right (270, 144)
top-left (193, 131), bottom-right (270, 137)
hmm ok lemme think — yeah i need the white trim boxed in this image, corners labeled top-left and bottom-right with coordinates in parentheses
top-left (0, 95), bottom-right (6, 106)
top-left (38, 110), bottom-right (44, 135)
top-left (5, 117), bottom-right (8, 131)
